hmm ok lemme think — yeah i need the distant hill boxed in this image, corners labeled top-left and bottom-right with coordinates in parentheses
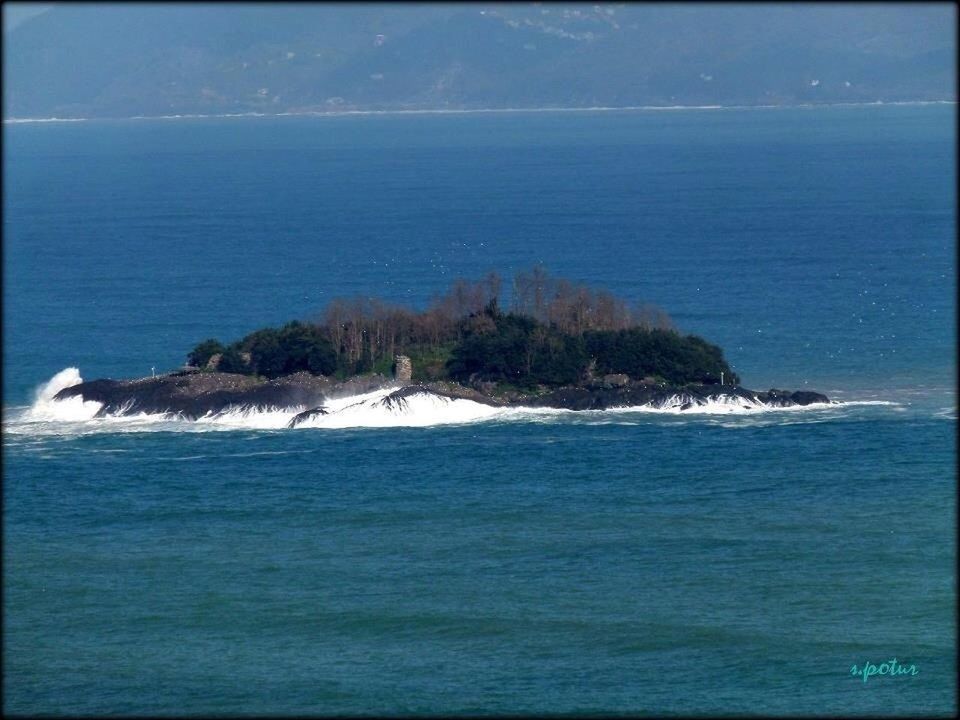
top-left (3, 3), bottom-right (955, 119)
top-left (1, 3), bottom-right (51, 34)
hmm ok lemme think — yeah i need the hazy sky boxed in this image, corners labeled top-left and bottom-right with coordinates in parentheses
top-left (2, 2), bottom-right (51, 33)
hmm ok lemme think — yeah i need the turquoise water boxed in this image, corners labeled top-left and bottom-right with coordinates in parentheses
top-left (3, 105), bottom-right (956, 715)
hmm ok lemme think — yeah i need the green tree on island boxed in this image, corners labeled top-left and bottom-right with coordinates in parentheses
top-left (187, 267), bottom-right (738, 389)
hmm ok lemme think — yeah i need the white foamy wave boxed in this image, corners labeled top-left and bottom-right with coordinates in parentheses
top-left (296, 389), bottom-right (504, 429)
top-left (21, 367), bottom-right (104, 422)
top-left (195, 405), bottom-right (304, 430)
top-left (34, 367), bottom-right (83, 403)
top-left (609, 392), bottom-right (838, 415)
top-left (4, 368), bottom-right (914, 436)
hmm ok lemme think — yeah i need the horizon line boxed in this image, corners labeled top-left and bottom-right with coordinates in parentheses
top-left (4, 99), bottom-right (956, 124)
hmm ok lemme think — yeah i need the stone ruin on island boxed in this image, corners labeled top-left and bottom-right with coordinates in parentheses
top-left (393, 354), bottom-right (413, 382)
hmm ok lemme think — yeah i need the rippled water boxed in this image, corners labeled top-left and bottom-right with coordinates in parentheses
top-left (2, 105), bottom-right (956, 715)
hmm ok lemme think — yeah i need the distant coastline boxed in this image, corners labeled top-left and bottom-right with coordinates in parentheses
top-left (3, 99), bottom-right (955, 125)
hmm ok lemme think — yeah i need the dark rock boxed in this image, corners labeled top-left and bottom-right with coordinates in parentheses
top-left (518, 383), bottom-right (829, 411)
top-left (287, 405), bottom-right (328, 428)
top-left (602, 373), bottom-right (630, 388)
top-left (407, 382), bottom-right (503, 407)
top-left (471, 379), bottom-right (498, 396)
top-left (789, 390), bottom-right (831, 406)
top-left (324, 374), bottom-right (393, 398)
top-left (54, 371), bottom-right (334, 419)
top-left (53, 370), bottom-right (830, 419)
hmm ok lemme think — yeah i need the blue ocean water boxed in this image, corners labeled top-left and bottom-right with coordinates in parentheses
top-left (2, 105), bottom-right (956, 715)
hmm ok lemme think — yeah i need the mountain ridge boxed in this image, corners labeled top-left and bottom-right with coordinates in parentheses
top-left (4, 3), bottom-right (955, 119)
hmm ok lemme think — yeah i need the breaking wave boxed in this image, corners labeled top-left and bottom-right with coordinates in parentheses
top-left (2, 368), bottom-right (912, 437)
top-left (20, 367), bottom-right (106, 422)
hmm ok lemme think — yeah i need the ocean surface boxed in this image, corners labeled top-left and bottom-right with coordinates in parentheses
top-left (3, 105), bottom-right (956, 715)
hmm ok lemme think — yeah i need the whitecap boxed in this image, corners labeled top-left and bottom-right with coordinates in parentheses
top-left (2, 368), bottom-right (917, 436)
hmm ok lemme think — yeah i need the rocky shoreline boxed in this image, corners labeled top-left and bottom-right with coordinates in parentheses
top-left (53, 369), bottom-right (831, 424)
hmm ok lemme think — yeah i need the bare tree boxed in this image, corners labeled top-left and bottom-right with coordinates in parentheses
top-left (323, 298), bottom-right (348, 354)
top-left (312, 267), bottom-right (676, 375)
top-left (483, 271), bottom-right (502, 311)
top-left (512, 269), bottom-right (532, 316)
top-left (530, 264), bottom-right (551, 324)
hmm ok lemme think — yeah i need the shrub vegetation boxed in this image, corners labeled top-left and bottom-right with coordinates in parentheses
top-left (186, 339), bottom-right (225, 368)
top-left (186, 266), bottom-right (738, 387)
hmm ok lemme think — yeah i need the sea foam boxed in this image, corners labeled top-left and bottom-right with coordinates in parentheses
top-left (22, 367), bottom-right (104, 422)
top-left (4, 368), bottom-right (904, 436)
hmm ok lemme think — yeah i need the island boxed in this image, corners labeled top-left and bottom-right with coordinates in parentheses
top-left (53, 268), bottom-right (829, 422)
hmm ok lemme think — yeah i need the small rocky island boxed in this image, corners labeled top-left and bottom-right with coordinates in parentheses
top-left (53, 269), bottom-right (829, 422)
